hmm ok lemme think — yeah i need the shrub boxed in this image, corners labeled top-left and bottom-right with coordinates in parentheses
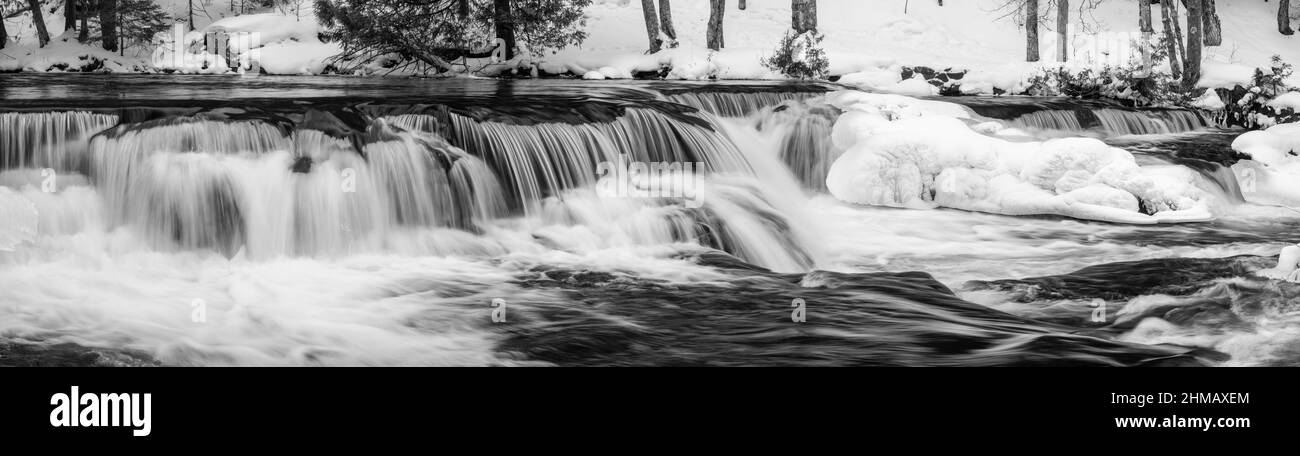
top-left (762, 30), bottom-right (829, 80)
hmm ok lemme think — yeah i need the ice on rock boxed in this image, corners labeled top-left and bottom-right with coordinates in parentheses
top-left (825, 90), bottom-right (1220, 224)
top-left (1230, 123), bottom-right (1300, 205)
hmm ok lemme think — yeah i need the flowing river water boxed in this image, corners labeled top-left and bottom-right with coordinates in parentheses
top-left (1, 74), bottom-right (1296, 366)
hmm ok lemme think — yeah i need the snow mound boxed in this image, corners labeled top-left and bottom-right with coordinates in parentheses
top-left (1267, 92), bottom-right (1300, 112)
top-left (1231, 123), bottom-right (1300, 206)
top-left (825, 91), bottom-right (1221, 224)
top-left (0, 39), bottom-right (150, 73)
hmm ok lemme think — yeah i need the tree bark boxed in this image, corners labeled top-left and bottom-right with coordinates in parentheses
top-left (707, 0), bottom-right (724, 50)
top-left (1139, 0), bottom-right (1153, 33)
top-left (1056, 0), bottom-right (1068, 62)
top-left (1160, 0), bottom-right (1181, 79)
top-left (0, 11), bottom-right (7, 49)
top-left (658, 0), bottom-right (676, 46)
top-left (641, 0), bottom-right (661, 53)
top-left (1138, 0), bottom-right (1153, 76)
top-left (494, 0), bottom-right (516, 60)
top-left (100, 0), bottom-right (117, 51)
top-left (78, 6), bottom-right (88, 43)
top-left (27, 0), bottom-right (50, 47)
top-left (64, 0), bottom-right (76, 33)
top-left (458, 0), bottom-right (470, 19)
top-left (1282, 0), bottom-right (1295, 36)
top-left (1184, 0), bottom-right (1202, 88)
top-left (1168, 0), bottom-right (1185, 66)
top-left (1026, 0), bottom-right (1039, 62)
top-left (792, 0), bottom-right (816, 34)
top-left (1200, 0), bottom-right (1220, 45)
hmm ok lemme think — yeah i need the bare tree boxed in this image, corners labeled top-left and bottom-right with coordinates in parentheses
top-left (1056, 0), bottom-right (1067, 62)
top-left (1184, 0), bottom-right (1202, 88)
top-left (1160, 0), bottom-right (1181, 79)
top-left (1026, 0), bottom-right (1039, 62)
top-left (27, 0), bottom-right (50, 47)
top-left (1201, 0), bottom-right (1220, 45)
top-left (640, 0), bottom-right (661, 53)
top-left (658, 0), bottom-right (676, 47)
top-left (1282, 0), bottom-right (1295, 36)
top-left (707, 0), bottom-right (724, 50)
top-left (792, 0), bottom-right (816, 33)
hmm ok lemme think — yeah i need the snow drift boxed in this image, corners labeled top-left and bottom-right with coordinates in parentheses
top-left (824, 91), bottom-right (1224, 224)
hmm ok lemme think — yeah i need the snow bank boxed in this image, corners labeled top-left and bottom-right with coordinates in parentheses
top-left (825, 90), bottom-right (1221, 224)
top-left (0, 39), bottom-right (150, 73)
top-left (1267, 92), bottom-right (1300, 112)
top-left (1231, 123), bottom-right (1300, 205)
top-left (1197, 62), bottom-right (1257, 89)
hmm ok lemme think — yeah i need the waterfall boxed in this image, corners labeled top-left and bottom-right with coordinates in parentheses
top-left (0, 111), bottom-right (119, 172)
top-left (2, 100), bottom-right (819, 271)
top-left (1009, 108), bottom-right (1207, 135)
top-left (666, 92), bottom-right (820, 117)
top-left (391, 108), bottom-right (754, 214)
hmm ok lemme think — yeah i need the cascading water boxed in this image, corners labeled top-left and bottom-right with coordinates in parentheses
top-left (1008, 108), bottom-right (1208, 135)
top-left (1, 76), bottom-right (1291, 367)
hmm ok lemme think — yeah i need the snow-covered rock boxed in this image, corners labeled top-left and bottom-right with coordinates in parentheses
top-left (825, 90), bottom-right (1220, 224)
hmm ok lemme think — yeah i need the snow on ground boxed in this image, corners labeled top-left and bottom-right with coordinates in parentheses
top-left (824, 90), bottom-right (1223, 224)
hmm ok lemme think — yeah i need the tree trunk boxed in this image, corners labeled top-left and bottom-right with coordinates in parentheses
top-left (1, 12), bottom-right (7, 49)
top-left (1168, 0), bottom-right (1185, 66)
top-left (640, 0), bottom-right (661, 53)
top-left (64, 0), bottom-right (76, 33)
top-left (78, 7), bottom-right (88, 42)
top-left (792, 0), bottom-right (816, 34)
top-left (188, 0), bottom-right (195, 31)
top-left (494, 0), bottom-right (516, 60)
top-left (1026, 0), bottom-right (1039, 62)
top-left (458, 0), bottom-right (470, 19)
top-left (658, 0), bottom-right (676, 46)
top-left (1184, 0), bottom-right (1202, 88)
top-left (100, 0), bottom-right (117, 51)
top-left (707, 0), bottom-right (724, 50)
top-left (1199, 0), bottom-right (1220, 46)
top-left (1139, 0), bottom-right (1153, 33)
top-left (739, 0), bottom-right (746, 10)
top-left (1056, 0), bottom-right (1068, 62)
top-left (1160, 0), bottom-right (1181, 79)
top-left (27, 0), bottom-right (50, 47)
top-left (1138, 0), bottom-right (1153, 76)
top-left (1282, 0), bottom-right (1295, 36)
